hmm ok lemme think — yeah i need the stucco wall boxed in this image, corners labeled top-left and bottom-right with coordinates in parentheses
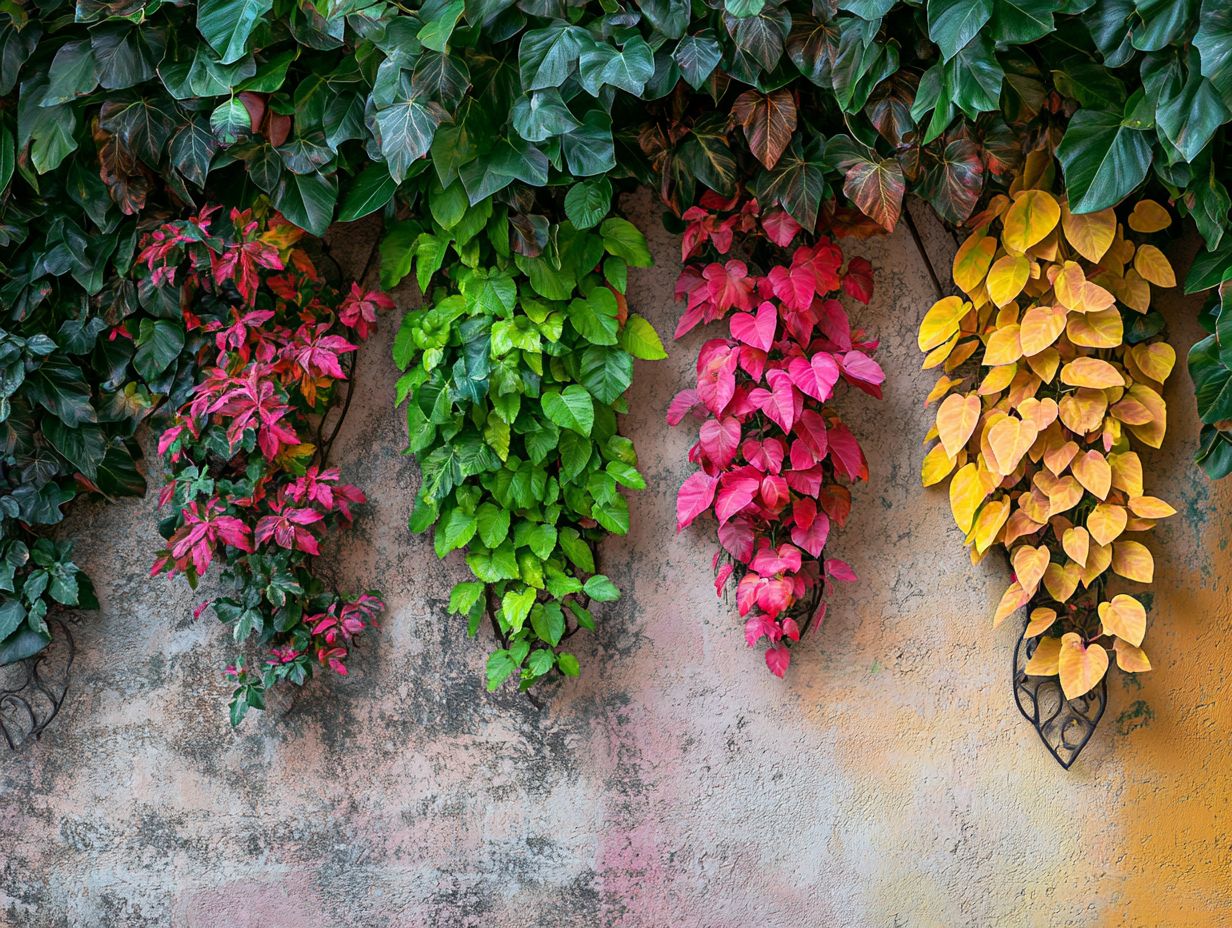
top-left (2, 192), bottom-right (1230, 927)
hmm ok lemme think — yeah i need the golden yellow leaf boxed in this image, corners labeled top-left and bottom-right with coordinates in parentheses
top-left (1133, 243), bottom-right (1176, 288)
top-left (918, 296), bottom-right (971, 351)
top-left (1128, 495), bottom-right (1175, 519)
top-left (1060, 357), bottom-right (1125, 389)
top-left (1062, 526), bottom-right (1090, 568)
top-left (1129, 342), bottom-right (1176, 383)
top-left (987, 255), bottom-right (1030, 306)
top-left (1049, 476), bottom-right (1085, 517)
top-left (925, 374), bottom-right (962, 405)
top-left (973, 497), bottom-right (1011, 552)
top-left (1026, 607), bottom-right (1057, 637)
top-left (968, 193), bottom-right (1011, 231)
top-left (1003, 189), bottom-right (1061, 254)
top-left (1111, 394), bottom-right (1153, 425)
top-left (1017, 397), bottom-right (1058, 432)
top-left (921, 442), bottom-right (958, 487)
top-left (1115, 639), bottom-right (1152, 673)
top-left (1125, 516), bottom-right (1157, 533)
top-left (1124, 384), bottom-right (1167, 448)
top-left (1021, 485), bottom-right (1052, 523)
top-left (1025, 635), bottom-right (1062, 676)
top-left (1055, 262), bottom-right (1116, 313)
top-left (1066, 307), bottom-right (1122, 348)
top-left (983, 323), bottom-right (1023, 366)
top-left (1011, 544), bottom-right (1050, 596)
top-left (1042, 433), bottom-right (1079, 476)
top-left (1072, 450), bottom-right (1112, 500)
top-left (949, 463), bottom-right (989, 533)
top-left (1109, 451), bottom-right (1144, 497)
top-left (978, 364), bottom-right (1017, 396)
top-left (1112, 540), bottom-right (1154, 583)
top-left (936, 392), bottom-right (982, 458)
top-left (1019, 304), bottom-right (1068, 356)
top-left (1004, 508), bottom-right (1044, 546)
top-left (993, 580), bottom-right (1029, 626)
top-left (1081, 541), bottom-right (1112, 587)
top-left (1058, 633), bottom-right (1109, 699)
top-left (1098, 593), bottom-right (1146, 647)
top-left (922, 330), bottom-right (961, 369)
top-left (1120, 269), bottom-right (1151, 312)
top-left (1043, 561), bottom-right (1081, 602)
top-left (1058, 389), bottom-right (1107, 434)
top-left (952, 235), bottom-right (997, 295)
top-left (1061, 203), bottom-right (1116, 262)
top-left (944, 337), bottom-right (982, 371)
top-left (987, 416), bottom-right (1039, 476)
top-left (1087, 502), bottom-right (1127, 546)
top-left (1026, 347), bottom-right (1060, 383)
top-left (1127, 199), bottom-right (1172, 233)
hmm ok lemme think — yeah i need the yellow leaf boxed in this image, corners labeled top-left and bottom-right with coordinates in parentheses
top-left (1121, 269), bottom-right (1151, 312)
top-left (949, 463), bottom-right (989, 533)
top-left (1043, 561), bottom-right (1081, 602)
top-left (1124, 384), bottom-right (1167, 448)
top-left (952, 235), bottom-right (997, 295)
top-left (987, 255), bottom-right (1030, 306)
top-left (1025, 635), bottom-right (1062, 676)
top-left (1017, 396), bottom-right (1058, 432)
top-left (921, 442), bottom-right (958, 487)
top-left (1042, 432), bottom-right (1079, 476)
top-left (1127, 199), bottom-right (1172, 233)
top-left (1019, 304), bottom-right (1068, 356)
top-left (1072, 450), bottom-right (1112, 500)
top-left (1060, 357), bottom-right (1124, 389)
top-left (944, 337), bottom-right (982, 372)
top-left (993, 580), bottom-right (1030, 627)
top-left (973, 497), bottom-right (1011, 552)
top-left (1129, 342), bottom-right (1176, 383)
top-left (978, 364), bottom-right (1017, 396)
top-left (1086, 502), bottom-right (1127, 546)
top-left (1026, 607), bottom-right (1057, 637)
top-left (1011, 544), bottom-right (1050, 596)
top-left (1045, 475), bottom-right (1083, 517)
top-left (1004, 508), bottom-right (1045, 546)
top-left (1081, 540), bottom-right (1112, 587)
top-left (1058, 389), bottom-right (1107, 434)
top-left (1021, 485), bottom-right (1052, 523)
top-left (1098, 593), bottom-right (1146, 647)
top-left (983, 323), bottom-right (1023, 366)
top-left (1061, 203), bottom-right (1116, 262)
top-left (1115, 639), bottom-right (1152, 673)
top-left (1062, 526), bottom-right (1090, 568)
top-left (1058, 633), bottom-right (1109, 700)
top-left (987, 416), bottom-right (1039, 476)
top-left (1003, 189), bottom-right (1061, 254)
top-left (1112, 540), bottom-right (1154, 583)
top-left (1128, 495), bottom-right (1176, 519)
top-left (1111, 394), bottom-right (1153, 425)
top-left (936, 392), bottom-right (982, 459)
top-left (919, 296), bottom-right (971, 351)
top-left (1055, 262), bottom-right (1115, 313)
top-left (1109, 451), bottom-right (1144, 497)
top-left (925, 374), bottom-right (962, 405)
top-left (1066, 307), bottom-right (1122, 348)
top-left (1026, 347), bottom-right (1060, 383)
top-left (1133, 243), bottom-right (1176, 288)
top-left (922, 330), bottom-right (961, 369)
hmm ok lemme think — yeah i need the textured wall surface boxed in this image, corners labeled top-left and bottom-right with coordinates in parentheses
top-left (2, 192), bottom-right (1230, 927)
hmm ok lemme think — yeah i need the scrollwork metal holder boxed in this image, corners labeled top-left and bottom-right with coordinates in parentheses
top-left (1, 618), bottom-right (75, 751)
top-left (1012, 620), bottom-right (1106, 770)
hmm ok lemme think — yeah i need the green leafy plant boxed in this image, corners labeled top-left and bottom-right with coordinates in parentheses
top-left (385, 184), bottom-right (664, 692)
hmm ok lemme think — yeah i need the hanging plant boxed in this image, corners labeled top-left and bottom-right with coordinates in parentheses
top-left (385, 182), bottom-right (664, 694)
top-left (142, 206), bottom-right (389, 725)
top-left (918, 154), bottom-right (1177, 766)
top-left (670, 192), bottom-right (880, 676)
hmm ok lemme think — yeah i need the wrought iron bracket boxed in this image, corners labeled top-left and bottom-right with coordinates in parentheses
top-left (1, 618), bottom-right (74, 751)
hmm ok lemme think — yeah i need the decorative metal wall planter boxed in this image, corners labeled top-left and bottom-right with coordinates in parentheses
top-left (1, 618), bottom-right (73, 751)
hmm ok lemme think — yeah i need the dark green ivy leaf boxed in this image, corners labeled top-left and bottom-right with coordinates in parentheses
top-left (1057, 108), bottom-right (1152, 212)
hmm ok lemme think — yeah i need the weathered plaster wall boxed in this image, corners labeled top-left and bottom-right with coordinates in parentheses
top-left (2, 192), bottom-right (1230, 927)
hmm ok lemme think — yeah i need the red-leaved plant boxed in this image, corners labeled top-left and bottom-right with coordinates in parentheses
top-left (137, 206), bottom-right (390, 724)
top-left (670, 193), bottom-right (881, 676)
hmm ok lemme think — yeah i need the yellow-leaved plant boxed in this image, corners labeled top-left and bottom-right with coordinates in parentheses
top-left (918, 154), bottom-right (1177, 704)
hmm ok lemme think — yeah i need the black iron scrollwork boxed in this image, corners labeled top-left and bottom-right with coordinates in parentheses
top-left (1012, 621), bottom-right (1106, 770)
top-left (0, 618), bottom-right (74, 751)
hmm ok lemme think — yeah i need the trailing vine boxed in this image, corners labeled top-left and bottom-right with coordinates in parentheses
top-left (671, 192), bottom-right (879, 675)
top-left (385, 184), bottom-right (663, 692)
top-left (141, 206), bottom-right (389, 724)
top-left (920, 156), bottom-right (1176, 756)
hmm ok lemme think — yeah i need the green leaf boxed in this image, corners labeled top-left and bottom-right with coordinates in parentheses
top-left (583, 574), bottom-right (620, 602)
top-left (751, 136), bottom-right (828, 232)
top-left (990, 0), bottom-right (1058, 44)
top-left (531, 602), bottom-right (566, 645)
top-left (578, 36), bottom-right (655, 97)
top-left (619, 314), bottom-right (667, 360)
top-left (0, 598), bottom-right (26, 642)
top-left (928, 0), bottom-right (994, 60)
top-left (438, 507), bottom-right (478, 555)
top-left (486, 648), bottom-right (520, 690)
top-left (501, 587), bottom-right (536, 633)
top-left (375, 76), bottom-right (448, 183)
top-left (1057, 109), bottom-right (1152, 212)
top-left (43, 420), bottom-right (106, 481)
top-left (512, 88), bottom-right (580, 143)
top-left (273, 171), bottom-right (338, 235)
top-left (170, 117), bottom-right (219, 189)
top-left (134, 318), bottom-right (186, 381)
top-left (0, 124), bottom-right (14, 193)
top-left (945, 34), bottom-right (1004, 118)
top-left (338, 163), bottom-right (398, 222)
top-left (476, 502), bottom-right (511, 548)
top-left (542, 385), bottom-right (595, 436)
top-left (674, 32), bottom-right (723, 89)
top-left (1195, 0), bottom-right (1232, 103)
top-left (563, 178), bottom-right (612, 230)
top-left (567, 287), bottom-right (620, 345)
top-left (557, 652), bottom-right (580, 676)
top-left (520, 23), bottom-right (587, 91)
top-left (418, 0), bottom-right (465, 52)
top-left (562, 109), bottom-right (616, 178)
top-left (210, 97), bottom-right (252, 145)
top-left (46, 39), bottom-right (99, 105)
top-left (197, 0), bottom-right (274, 65)
top-left (599, 218), bottom-right (652, 267)
top-left (580, 346), bottom-right (634, 405)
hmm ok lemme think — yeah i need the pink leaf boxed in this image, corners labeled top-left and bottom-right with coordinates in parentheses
top-left (841, 351), bottom-right (885, 397)
top-left (791, 508), bottom-right (831, 557)
top-left (676, 472), bottom-right (718, 530)
top-left (742, 437), bottom-right (785, 474)
top-left (760, 368), bottom-right (797, 432)
top-left (768, 263), bottom-right (816, 312)
top-left (728, 301), bottom-right (777, 352)
top-left (782, 617), bottom-right (801, 641)
top-left (714, 562), bottom-right (734, 597)
top-left (759, 474), bottom-right (789, 510)
top-left (666, 389), bottom-right (701, 426)
top-left (761, 209), bottom-right (802, 247)
top-left (825, 558), bottom-right (858, 582)
top-left (715, 472), bottom-right (760, 524)
top-left (842, 257), bottom-right (874, 304)
top-left (787, 354), bottom-right (840, 402)
top-left (815, 299), bottom-right (853, 351)
top-left (699, 417), bottom-right (741, 468)
top-left (794, 409), bottom-right (829, 460)
top-left (827, 421), bottom-right (869, 482)
top-left (718, 515), bottom-right (755, 562)
top-left (765, 645), bottom-right (791, 677)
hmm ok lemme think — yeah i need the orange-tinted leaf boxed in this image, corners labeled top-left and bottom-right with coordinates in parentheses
top-left (843, 156), bottom-right (905, 232)
top-left (1133, 243), bottom-right (1176, 288)
top-left (918, 296), bottom-right (970, 351)
top-left (1115, 639), bottom-right (1152, 673)
top-left (993, 580), bottom-right (1030, 626)
top-left (1043, 561), bottom-right (1081, 602)
top-left (1058, 633), bottom-right (1109, 699)
top-left (1011, 543), bottom-right (1050, 596)
top-left (1061, 203), bottom-right (1116, 262)
top-left (1120, 269), bottom-right (1152, 311)
top-left (1110, 451), bottom-right (1144, 496)
top-left (936, 392), bottom-right (982, 458)
top-left (1019, 304), bottom-right (1068, 356)
top-left (1062, 526), bottom-right (1090, 568)
top-left (1066, 307), bottom-right (1122, 348)
top-left (1055, 262), bottom-right (1115, 313)
top-left (1058, 388), bottom-right (1107, 434)
top-left (1124, 384), bottom-right (1167, 448)
top-left (1127, 199), bottom-right (1171, 233)
top-left (922, 330), bottom-right (961, 369)
top-left (1098, 593), bottom-right (1146, 647)
top-left (987, 416), bottom-right (1039, 476)
top-left (1128, 495), bottom-right (1175, 519)
top-left (925, 374), bottom-right (963, 405)
top-left (952, 234), bottom-right (997, 295)
top-left (1072, 450), bottom-right (1112, 500)
top-left (978, 364), bottom-right (1017, 395)
top-left (1026, 347), bottom-right (1060, 382)
top-left (1129, 342), bottom-right (1176, 383)
top-left (1017, 396), bottom-right (1058, 432)
top-left (1112, 540), bottom-right (1154, 583)
top-left (1080, 541), bottom-right (1112, 586)
top-left (949, 462), bottom-right (989, 533)
top-left (731, 89), bottom-right (798, 171)
top-left (1025, 635), bottom-right (1062, 675)
top-left (972, 497), bottom-right (1011, 552)
top-left (1060, 357), bottom-right (1124, 389)
top-left (1026, 607), bottom-right (1057, 637)
top-left (1003, 189), bottom-right (1060, 254)
top-left (983, 323), bottom-right (1023, 365)
top-left (1086, 502), bottom-right (1127, 546)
